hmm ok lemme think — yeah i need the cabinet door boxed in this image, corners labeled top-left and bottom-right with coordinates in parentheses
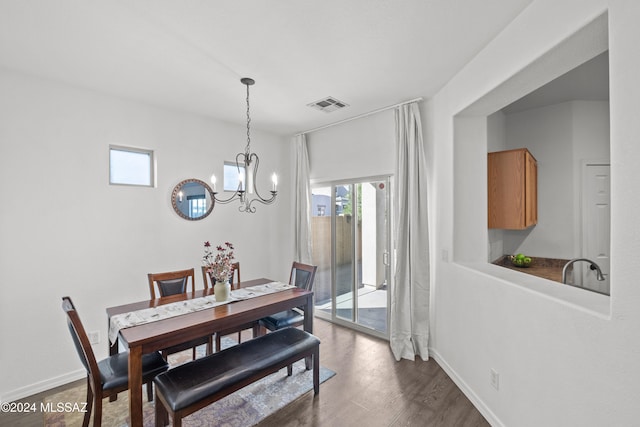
top-left (488, 148), bottom-right (537, 229)
top-left (488, 149), bottom-right (526, 229)
top-left (524, 151), bottom-right (537, 227)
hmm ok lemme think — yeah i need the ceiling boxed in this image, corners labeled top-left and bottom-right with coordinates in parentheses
top-left (0, 0), bottom-right (534, 135)
top-left (502, 51), bottom-right (609, 115)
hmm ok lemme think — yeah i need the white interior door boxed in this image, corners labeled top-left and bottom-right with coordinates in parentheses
top-left (581, 163), bottom-right (610, 294)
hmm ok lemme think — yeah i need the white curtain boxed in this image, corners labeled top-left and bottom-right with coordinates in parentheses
top-left (391, 102), bottom-right (430, 361)
top-left (293, 134), bottom-right (313, 264)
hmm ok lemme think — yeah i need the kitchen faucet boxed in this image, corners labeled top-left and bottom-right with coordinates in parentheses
top-left (562, 258), bottom-right (606, 284)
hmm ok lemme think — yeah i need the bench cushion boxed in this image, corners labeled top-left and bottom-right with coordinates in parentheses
top-left (154, 327), bottom-right (319, 412)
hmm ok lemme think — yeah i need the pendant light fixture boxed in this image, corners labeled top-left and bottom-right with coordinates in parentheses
top-left (211, 78), bottom-right (278, 213)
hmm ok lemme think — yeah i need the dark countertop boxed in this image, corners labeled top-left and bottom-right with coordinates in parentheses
top-left (492, 255), bottom-right (571, 283)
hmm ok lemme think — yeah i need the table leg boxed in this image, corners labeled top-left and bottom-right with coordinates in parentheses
top-left (304, 293), bottom-right (314, 369)
top-left (303, 292), bottom-right (313, 333)
top-left (128, 346), bottom-right (143, 427)
top-left (109, 331), bottom-right (119, 402)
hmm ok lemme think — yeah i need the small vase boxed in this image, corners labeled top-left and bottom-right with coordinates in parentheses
top-left (213, 280), bottom-right (231, 302)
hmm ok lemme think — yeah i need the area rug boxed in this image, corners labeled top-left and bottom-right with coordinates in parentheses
top-left (44, 338), bottom-right (335, 426)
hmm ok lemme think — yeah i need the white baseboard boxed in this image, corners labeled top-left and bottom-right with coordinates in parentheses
top-left (1, 369), bottom-right (85, 403)
top-left (429, 347), bottom-right (504, 427)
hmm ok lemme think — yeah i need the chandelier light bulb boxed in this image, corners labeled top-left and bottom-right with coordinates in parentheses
top-left (246, 166), bottom-right (254, 194)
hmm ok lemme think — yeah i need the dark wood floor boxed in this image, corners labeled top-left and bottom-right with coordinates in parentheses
top-left (1, 319), bottom-right (489, 427)
top-left (258, 319), bottom-right (489, 427)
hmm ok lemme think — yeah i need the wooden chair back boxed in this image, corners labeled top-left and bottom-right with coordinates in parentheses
top-left (62, 296), bottom-right (101, 398)
top-left (148, 268), bottom-right (196, 299)
top-left (289, 262), bottom-right (317, 291)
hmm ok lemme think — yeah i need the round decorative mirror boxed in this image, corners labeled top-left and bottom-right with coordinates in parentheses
top-left (171, 179), bottom-right (215, 220)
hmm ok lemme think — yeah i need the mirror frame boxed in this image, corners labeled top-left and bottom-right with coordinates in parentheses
top-left (171, 178), bottom-right (215, 221)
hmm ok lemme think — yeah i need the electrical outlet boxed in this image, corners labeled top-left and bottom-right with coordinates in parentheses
top-left (88, 331), bottom-right (100, 345)
top-left (442, 249), bottom-right (449, 262)
top-left (490, 369), bottom-right (500, 391)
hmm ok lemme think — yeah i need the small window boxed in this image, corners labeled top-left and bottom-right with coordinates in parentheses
top-left (109, 146), bottom-right (154, 187)
top-left (223, 161), bottom-right (246, 192)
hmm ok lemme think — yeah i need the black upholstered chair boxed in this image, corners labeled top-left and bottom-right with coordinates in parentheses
top-left (148, 268), bottom-right (197, 299)
top-left (258, 262), bottom-right (317, 333)
top-left (62, 296), bottom-right (169, 427)
top-left (201, 262), bottom-right (257, 351)
top-left (148, 268), bottom-right (213, 358)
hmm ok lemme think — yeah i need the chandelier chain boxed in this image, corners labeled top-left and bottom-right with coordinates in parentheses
top-left (245, 83), bottom-right (251, 155)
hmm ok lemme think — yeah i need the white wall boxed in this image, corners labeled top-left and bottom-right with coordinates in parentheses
top-left (0, 69), bottom-right (293, 401)
top-left (487, 111), bottom-right (507, 261)
top-left (498, 100), bottom-right (610, 258)
top-left (306, 110), bottom-right (395, 182)
top-left (429, 1), bottom-right (640, 426)
top-left (504, 102), bottom-right (574, 257)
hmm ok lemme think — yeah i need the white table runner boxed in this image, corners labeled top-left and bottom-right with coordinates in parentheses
top-left (109, 281), bottom-right (295, 343)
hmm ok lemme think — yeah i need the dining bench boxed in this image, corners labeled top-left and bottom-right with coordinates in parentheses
top-left (153, 327), bottom-right (321, 427)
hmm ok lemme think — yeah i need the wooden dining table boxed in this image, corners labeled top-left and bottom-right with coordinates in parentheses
top-left (106, 277), bottom-right (314, 427)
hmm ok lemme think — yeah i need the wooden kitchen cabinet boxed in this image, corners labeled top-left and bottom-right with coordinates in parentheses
top-left (488, 148), bottom-right (537, 229)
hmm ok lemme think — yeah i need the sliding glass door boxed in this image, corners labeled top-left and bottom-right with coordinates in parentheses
top-left (311, 177), bottom-right (390, 337)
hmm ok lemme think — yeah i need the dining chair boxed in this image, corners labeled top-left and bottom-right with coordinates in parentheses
top-left (202, 262), bottom-right (257, 351)
top-left (148, 268), bottom-right (213, 358)
top-left (62, 296), bottom-right (169, 427)
top-left (258, 262), bottom-right (318, 334)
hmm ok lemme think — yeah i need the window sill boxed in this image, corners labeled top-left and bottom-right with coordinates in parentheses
top-left (456, 262), bottom-right (611, 319)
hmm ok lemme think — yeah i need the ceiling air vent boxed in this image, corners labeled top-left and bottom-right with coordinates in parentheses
top-left (307, 96), bottom-right (349, 113)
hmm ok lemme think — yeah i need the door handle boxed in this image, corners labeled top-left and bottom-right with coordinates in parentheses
top-left (383, 251), bottom-right (390, 266)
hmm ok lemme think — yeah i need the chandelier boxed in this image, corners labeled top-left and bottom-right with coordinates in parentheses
top-left (211, 77), bottom-right (278, 213)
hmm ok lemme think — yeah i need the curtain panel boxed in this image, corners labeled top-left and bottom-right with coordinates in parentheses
top-left (293, 134), bottom-right (312, 264)
top-left (391, 102), bottom-right (430, 361)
